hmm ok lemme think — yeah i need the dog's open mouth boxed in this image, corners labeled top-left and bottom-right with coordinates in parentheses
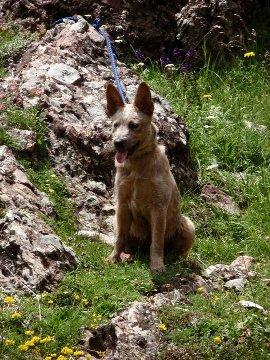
top-left (115, 142), bottom-right (140, 164)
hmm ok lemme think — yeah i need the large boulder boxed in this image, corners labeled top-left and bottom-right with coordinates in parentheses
top-left (1, 17), bottom-right (197, 244)
top-left (0, 146), bottom-right (77, 292)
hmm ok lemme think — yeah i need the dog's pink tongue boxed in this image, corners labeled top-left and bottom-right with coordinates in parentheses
top-left (116, 151), bottom-right (128, 163)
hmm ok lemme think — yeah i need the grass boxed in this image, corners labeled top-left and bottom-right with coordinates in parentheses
top-left (0, 50), bottom-right (269, 359)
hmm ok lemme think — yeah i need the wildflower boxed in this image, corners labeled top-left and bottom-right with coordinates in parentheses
top-left (30, 336), bottom-right (41, 344)
top-left (47, 300), bottom-right (54, 304)
top-left (73, 350), bottom-right (85, 356)
top-left (244, 51), bottom-right (255, 58)
top-left (180, 63), bottom-right (192, 73)
top-left (134, 48), bottom-right (145, 61)
top-left (158, 323), bottom-right (167, 331)
top-left (172, 47), bottom-right (185, 59)
top-left (11, 312), bottom-right (22, 319)
top-left (50, 174), bottom-right (57, 178)
top-left (211, 295), bottom-right (220, 303)
top-left (186, 48), bottom-right (197, 59)
top-left (40, 335), bottom-right (54, 343)
top-left (214, 336), bottom-right (222, 344)
top-left (196, 286), bottom-right (205, 294)
top-left (202, 94), bottom-right (212, 100)
top-left (160, 54), bottom-right (171, 66)
top-left (24, 340), bottom-right (36, 347)
top-left (3, 295), bottom-right (15, 304)
top-left (73, 294), bottom-right (80, 300)
top-left (56, 355), bottom-right (68, 360)
top-left (50, 354), bottom-right (57, 358)
top-left (61, 346), bottom-right (74, 355)
top-left (82, 298), bottom-right (90, 306)
top-left (25, 330), bottom-right (35, 336)
top-left (44, 357), bottom-right (52, 360)
top-left (4, 339), bottom-right (15, 346)
top-left (18, 344), bottom-right (29, 351)
top-left (48, 188), bottom-right (55, 193)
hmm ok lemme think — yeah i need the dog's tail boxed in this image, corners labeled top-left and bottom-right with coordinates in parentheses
top-left (178, 215), bottom-right (195, 257)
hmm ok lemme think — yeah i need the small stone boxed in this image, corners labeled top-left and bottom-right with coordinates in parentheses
top-left (238, 300), bottom-right (264, 311)
top-left (47, 63), bottom-right (81, 85)
top-left (224, 278), bottom-right (247, 291)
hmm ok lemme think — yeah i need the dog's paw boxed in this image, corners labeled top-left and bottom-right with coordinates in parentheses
top-left (150, 259), bottom-right (165, 273)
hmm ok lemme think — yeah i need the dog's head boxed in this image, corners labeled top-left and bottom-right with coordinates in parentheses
top-left (106, 82), bottom-right (154, 164)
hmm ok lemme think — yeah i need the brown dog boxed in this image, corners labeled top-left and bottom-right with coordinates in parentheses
top-left (106, 82), bottom-right (195, 272)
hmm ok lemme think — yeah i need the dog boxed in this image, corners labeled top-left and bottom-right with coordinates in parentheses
top-left (106, 82), bottom-right (195, 272)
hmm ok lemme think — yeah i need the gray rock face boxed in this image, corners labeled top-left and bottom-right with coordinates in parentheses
top-left (2, 17), bottom-right (197, 243)
top-left (0, 146), bottom-right (77, 292)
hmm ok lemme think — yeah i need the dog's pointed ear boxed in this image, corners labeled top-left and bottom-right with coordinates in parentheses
top-left (134, 82), bottom-right (154, 117)
top-left (106, 83), bottom-right (124, 117)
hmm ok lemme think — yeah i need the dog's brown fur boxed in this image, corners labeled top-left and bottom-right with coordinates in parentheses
top-left (106, 82), bottom-right (195, 272)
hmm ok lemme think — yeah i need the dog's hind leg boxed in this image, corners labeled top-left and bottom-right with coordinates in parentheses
top-left (173, 215), bottom-right (195, 258)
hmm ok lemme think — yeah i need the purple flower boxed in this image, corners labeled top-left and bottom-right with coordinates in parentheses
top-left (160, 54), bottom-right (171, 66)
top-left (180, 63), bottom-right (192, 73)
top-left (134, 48), bottom-right (145, 61)
top-left (172, 48), bottom-right (185, 59)
top-left (186, 48), bottom-right (198, 59)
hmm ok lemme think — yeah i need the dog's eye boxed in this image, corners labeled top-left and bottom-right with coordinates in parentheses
top-left (128, 122), bottom-right (139, 130)
top-left (113, 122), bottom-right (119, 128)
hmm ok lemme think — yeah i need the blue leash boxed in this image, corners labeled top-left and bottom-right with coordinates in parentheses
top-left (51, 16), bottom-right (129, 103)
top-left (92, 18), bottom-right (128, 103)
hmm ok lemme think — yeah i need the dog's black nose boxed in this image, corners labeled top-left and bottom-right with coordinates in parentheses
top-left (114, 139), bottom-right (126, 150)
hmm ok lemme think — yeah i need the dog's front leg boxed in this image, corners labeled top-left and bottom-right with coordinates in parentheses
top-left (150, 208), bottom-right (166, 272)
top-left (107, 203), bottom-right (132, 263)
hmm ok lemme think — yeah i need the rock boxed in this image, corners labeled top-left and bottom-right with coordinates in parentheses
top-left (224, 277), bottom-right (247, 291)
top-left (238, 300), bottom-right (265, 311)
top-left (201, 183), bottom-right (240, 214)
top-left (244, 121), bottom-right (267, 133)
top-left (5, 128), bottom-right (37, 151)
top-left (1, 17), bottom-right (197, 240)
top-left (0, 145), bottom-right (77, 292)
top-left (84, 289), bottom-right (185, 359)
top-left (47, 63), bottom-right (81, 85)
top-left (203, 256), bottom-right (255, 281)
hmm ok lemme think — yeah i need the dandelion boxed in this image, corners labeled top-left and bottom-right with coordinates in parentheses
top-left (73, 350), bottom-right (85, 356)
top-left (61, 346), bottom-right (73, 355)
top-left (11, 312), bottom-right (22, 319)
top-left (158, 323), bottom-right (167, 331)
top-left (196, 286), bottom-right (205, 294)
top-left (40, 336), bottom-right (54, 343)
top-left (244, 51), bottom-right (255, 58)
top-left (214, 336), bottom-right (222, 344)
top-left (3, 296), bottom-right (15, 304)
top-left (25, 330), bottom-right (35, 336)
top-left (18, 344), bottom-right (29, 351)
top-left (4, 339), bottom-right (15, 346)
top-left (202, 94), bottom-right (212, 100)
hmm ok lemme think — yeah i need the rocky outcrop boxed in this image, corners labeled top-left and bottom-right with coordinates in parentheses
top-left (0, 146), bottom-right (77, 292)
top-left (1, 0), bottom-right (268, 63)
top-left (1, 17), bottom-right (197, 244)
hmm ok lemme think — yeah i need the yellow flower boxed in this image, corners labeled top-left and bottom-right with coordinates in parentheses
top-left (74, 350), bottom-right (85, 356)
top-left (44, 357), bottom-right (52, 360)
top-left (29, 335), bottom-right (41, 344)
top-left (25, 330), bottom-right (35, 336)
top-left (158, 323), bottom-right (167, 331)
top-left (82, 298), bottom-right (89, 306)
top-left (74, 294), bottom-right (80, 300)
top-left (56, 356), bottom-right (68, 360)
top-left (18, 344), bottom-right (29, 351)
top-left (3, 296), bottom-right (15, 304)
top-left (202, 94), bottom-right (212, 100)
top-left (61, 346), bottom-right (73, 355)
top-left (48, 188), bottom-right (55, 193)
top-left (244, 51), bottom-right (255, 58)
top-left (85, 355), bottom-right (92, 360)
top-left (40, 336), bottom-right (54, 343)
top-left (214, 336), bottom-right (222, 344)
top-left (50, 354), bottom-right (57, 358)
top-left (4, 339), bottom-right (15, 346)
top-left (47, 300), bottom-right (54, 304)
top-left (196, 286), bottom-right (205, 294)
top-left (11, 312), bottom-right (22, 319)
